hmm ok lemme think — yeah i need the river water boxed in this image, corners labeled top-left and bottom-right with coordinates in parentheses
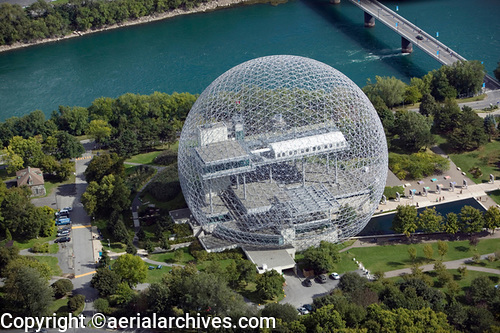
top-left (0, 0), bottom-right (498, 120)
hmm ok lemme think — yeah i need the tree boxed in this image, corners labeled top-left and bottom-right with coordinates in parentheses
top-left (68, 294), bottom-right (85, 312)
top-left (423, 244), bottom-right (434, 261)
top-left (430, 69), bottom-right (456, 101)
top-left (404, 85), bottom-right (422, 105)
top-left (4, 266), bottom-right (53, 316)
top-left (84, 153), bottom-right (124, 183)
top-left (338, 272), bottom-right (367, 295)
top-left (418, 207), bottom-right (443, 233)
top-left (256, 269), bottom-right (285, 301)
top-left (91, 268), bottom-right (121, 296)
top-left (467, 276), bottom-right (495, 304)
top-left (392, 205), bottom-right (418, 237)
top-left (433, 98), bottom-right (461, 134)
top-left (419, 93), bottom-right (440, 116)
top-left (363, 76), bottom-right (406, 108)
top-left (82, 174), bottom-right (130, 217)
top-left (448, 106), bottom-right (488, 151)
top-left (55, 106), bottom-right (88, 136)
top-left (261, 303), bottom-right (298, 323)
top-left (393, 110), bottom-right (434, 152)
top-left (51, 279), bottom-right (73, 298)
top-left (457, 265), bottom-right (468, 280)
top-left (443, 60), bottom-right (485, 96)
top-left (49, 131), bottom-right (84, 160)
top-left (437, 240), bottom-right (448, 259)
top-left (86, 119), bottom-right (112, 145)
top-left (494, 61), bottom-right (500, 81)
top-left (173, 249), bottom-right (184, 263)
top-left (115, 281), bottom-right (135, 304)
top-left (303, 241), bottom-right (340, 274)
top-left (237, 260), bottom-right (256, 286)
top-left (483, 205), bottom-right (500, 233)
top-left (97, 250), bottom-right (110, 269)
top-left (113, 253), bottom-right (147, 287)
top-left (305, 304), bottom-right (346, 331)
top-left (4, 135), bottom-right (44, 170)
top-left (94, 298), bottom-right (111, 315)
top-left (408, 246), bottom-right (417, 262)
top-left (459, 206), bottom-right (484, 234)
top-left (484, 115), bottom-right (498, 142)
top-left (443, 212), bottom-right (460, 235)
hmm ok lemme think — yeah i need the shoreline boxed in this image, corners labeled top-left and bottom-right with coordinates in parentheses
top-left (0, 0), bottom-right (259, 53)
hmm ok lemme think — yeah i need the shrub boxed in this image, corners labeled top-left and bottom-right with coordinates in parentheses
top-left (145, 163), bottom-right (181, 201)
top-left (52, 279), bottom-right (74, 298)
top-left (153, 149), bottom-right (178, 165)
top-left (68, 294), bottom-right (85, 313)
top-left (383, 186), bottom-right (405, 200)
top-left (94, 298), bottom-right (111, 315)
top-left (389, 152), bottom-right (449, 180)
top-left (32, 242), bottom-right (49, 253)
top-left (468, 166), bottom-right (483, 179)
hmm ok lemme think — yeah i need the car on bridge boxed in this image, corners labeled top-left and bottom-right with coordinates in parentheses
top-left (416, 35), bottom-right (424, 40)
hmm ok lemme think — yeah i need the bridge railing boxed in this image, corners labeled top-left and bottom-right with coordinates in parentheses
top-left (349, 0), bottom-right (466, 63)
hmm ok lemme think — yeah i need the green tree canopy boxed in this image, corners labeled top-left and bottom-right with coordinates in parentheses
top-left (363, 76), bottom-right (407, 108)
top-left (392, 205), bottom-right (418, 237)
top-left (459, 206), bottom-right (484, 234)
top-left (418, 207), bottom-right (443, 233)
top-left (393, 110), bottom-right (434, 152)
top-left (112, 253), bottom-right (147, 287)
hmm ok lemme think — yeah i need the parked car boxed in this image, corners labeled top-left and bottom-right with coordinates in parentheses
top-left (302, 278), bottom-right (312, 287)
top-left (330, 272), bottom-right (340, 280)
top-left (303, 304), bottom-right (313, 312)
top-left (297, 306), bottom-right (309, 315)
top-left (63, 206), bottom-right (73, 212)
top-left (56, 209), bottom-right (70, 217)
top-left (54, 236), bottom-right (71, 243)
top-left (316, 274), bottom-right (328, 284)
top-left (57, 229), bottom-right (70, 237)
top-left (55, 218), bottom-right (71, 226)
top-left (58, 226), bottom-right (71, 232)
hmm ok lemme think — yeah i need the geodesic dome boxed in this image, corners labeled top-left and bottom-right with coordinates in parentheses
top-left (178, 55), bottom-right (387, 250)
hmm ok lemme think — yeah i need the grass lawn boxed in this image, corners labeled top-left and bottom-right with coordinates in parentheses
top-left (448, 139), bottom-right (500, 184)
top-left (125, 151), bottom-right (163, 165)
top-left (143, 261), bottom-right (172, 284)
top-left (488, 189), bottom-right (500, 205)
top-left (148, 247), bottom-right (194, 264)
top-left (348, 238), bottom-right (500, 273)
top-left (466, 257), bottom-right (500, 270)
top-left (30, 255), bottom-right (63, 276)
top-left (48, 297), bottom-right (69, 315)
top-left (44, 174), bottom-right (76, 197)
top-left (0, 234), bottom-right (57, 251)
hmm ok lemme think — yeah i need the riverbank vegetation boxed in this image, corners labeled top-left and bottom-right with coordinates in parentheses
top-left (0, 0), bottom-right (214, 46)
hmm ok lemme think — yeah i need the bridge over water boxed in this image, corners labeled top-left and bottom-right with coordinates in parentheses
top-left (343, 0), bottom-right (500, 90)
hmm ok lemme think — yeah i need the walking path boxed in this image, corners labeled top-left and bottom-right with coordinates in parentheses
top-left (384, 253), bottom-right (500, 278)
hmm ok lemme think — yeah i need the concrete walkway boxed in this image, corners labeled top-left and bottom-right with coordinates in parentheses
top-left (384, 253), bottom-right (500, 278)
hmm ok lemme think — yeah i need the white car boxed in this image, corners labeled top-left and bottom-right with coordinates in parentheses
top-left (330, 272), bottom-right (340, 280)
top-left (297, 306), bottom-right (309, 315)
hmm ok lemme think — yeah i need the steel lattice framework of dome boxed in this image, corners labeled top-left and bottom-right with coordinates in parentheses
top-left (178, 55), bottom-right (388, 250)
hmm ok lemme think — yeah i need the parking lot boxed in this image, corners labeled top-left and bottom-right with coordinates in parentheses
top-left (281, 269), bottom-right (368, 309)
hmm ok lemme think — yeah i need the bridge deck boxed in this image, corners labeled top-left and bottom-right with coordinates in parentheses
top-left (348, 0), bottom-right (500, 90)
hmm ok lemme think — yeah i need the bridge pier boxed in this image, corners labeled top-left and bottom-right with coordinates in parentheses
top-left (364, 12), bottom-right (375, 27)
top-left (401, 37), bottom-right (413, 53)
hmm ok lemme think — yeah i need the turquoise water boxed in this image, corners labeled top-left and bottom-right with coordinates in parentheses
top-left (0, 0), bottom-right (498, 120)
top-left (359, 198), bottom-right (487, 236)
